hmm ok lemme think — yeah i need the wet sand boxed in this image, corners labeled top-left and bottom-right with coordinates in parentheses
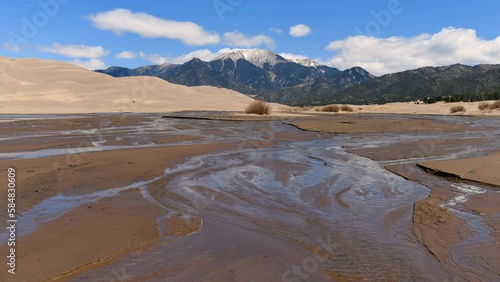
top-left (0, 114), bottom-right (499, 281)
top-left (4, 188), bottom-right (165, 281)
top-left (368, 125), bottom-right (500, 281)
top-left (418, 151), bottom-right (500, 186)
top-left (286, 115), bottom-right (480, 134)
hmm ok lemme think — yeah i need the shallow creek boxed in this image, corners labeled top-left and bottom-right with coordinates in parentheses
top-left (1, 114), bottom-right (499, 281)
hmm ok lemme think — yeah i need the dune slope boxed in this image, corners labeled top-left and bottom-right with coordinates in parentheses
top-left (0, 57), bottom-right (254, 114)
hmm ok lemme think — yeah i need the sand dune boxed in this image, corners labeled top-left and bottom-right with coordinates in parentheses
top-left (0, 57), bottom-right (254, 114)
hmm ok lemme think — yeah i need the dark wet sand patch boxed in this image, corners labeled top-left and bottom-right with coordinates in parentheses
top-left (286, 116), bottom-right (476, 134)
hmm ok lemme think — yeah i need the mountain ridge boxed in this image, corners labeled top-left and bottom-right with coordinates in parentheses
top-left (97, 49), bottom-right (373, 101)
top-left (297, 63), bottom-right (500, 105)
top-left (96, 49), bottom-right (500, 105)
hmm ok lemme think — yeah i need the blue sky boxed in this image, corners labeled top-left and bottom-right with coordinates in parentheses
top-left (1, 0), bottom-right (500, 75)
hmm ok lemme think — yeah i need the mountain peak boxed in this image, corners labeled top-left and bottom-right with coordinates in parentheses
top-left (213, 49), bottom-right (325, 69)
top-left (288, 58), bottom-right (323, 68)
top-left (213, 49), bottom-right (287, 68)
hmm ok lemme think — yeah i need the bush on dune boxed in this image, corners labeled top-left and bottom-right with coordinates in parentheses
top-left (321, 104), bottom-right (340, 112)
top-left (245, 100), bottom-right (272, 115)
top-left (450, 105), bottom-right (466, 113)
top-left (477, 100), bottom-right (500, 111)
top-left (492, 100), bottom-right (500, 109)
top-left (340, 105), bottom-right (354, 112)
top-left (478, 102), bottom-right (489, 111)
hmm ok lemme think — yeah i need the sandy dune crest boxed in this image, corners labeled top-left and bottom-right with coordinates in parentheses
top-left (0, 57), bottom-right (254, 114)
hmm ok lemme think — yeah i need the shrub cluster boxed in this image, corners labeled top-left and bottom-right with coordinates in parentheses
top-left (340, 105), bottom-right (354, 112)
top-left (478, 102), bottom-right (489, 111)
top-left (321, 104), bottom-right (340, 112)
top-left (478, 100), bottom-right (500, 111)
top-left (245, 100), bottom-right (272, 115)
top-left (450, 105), bottom-right (466, 113)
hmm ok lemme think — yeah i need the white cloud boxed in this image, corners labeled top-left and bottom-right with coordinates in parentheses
top-left (88, 9), bottom-right (220, 46)
top-left (269, 28), bottom-right (283, 34)
top-left (139, 52), bottom-right (168, 65)
top-left (289, 24), bottom-right (312, 37)
top-left (138, 48), bottom-right (235, 65)
top-left (325, 27), bottom-right (500, 76)
top-left (170, 48), bottom-right (233, 64)
top-left (116, 51), bottom-right (136, 59)
top-left (69, 59), bottom-right (105, 70)
top-left (223, 31), bottom-right (274, 48)
top-left (3, 43), bottom-right (21, 52)
top-left (37, 43), bottom-right (108, 59)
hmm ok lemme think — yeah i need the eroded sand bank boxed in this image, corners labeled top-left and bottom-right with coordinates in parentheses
top-left (418, 152), bottom-right (500, 187)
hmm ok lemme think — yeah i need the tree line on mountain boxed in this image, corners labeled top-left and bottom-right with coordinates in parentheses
top-left (422, 88), bottom-right (500, 104)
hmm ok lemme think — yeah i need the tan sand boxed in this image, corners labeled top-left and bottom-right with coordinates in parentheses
top-left (305, 101), bottom-right (500, 116)
top-left (351, 101), bottom-right (500, 116)
top-left (0, 56), bottom-right (254, 114)
top-left (418, 151), bottom-right (500, 186)
top-left (0, 188), bottom-right (165, 282)
top-left (286, 115), bottom-right (477, 134)
top-left (412, 197), bottom-right (470, 261)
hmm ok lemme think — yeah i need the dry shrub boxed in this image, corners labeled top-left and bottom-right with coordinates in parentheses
top-left (450, 105), bottom-right (466, 113)
top-left (477, 100), bottom-right (500, 111)
top-left (491, 100), bottom-right (500, 109)
top-left (245, 100), bottom-right (272, 115)
top-left (321, 104), bottom-right (340, 112)
top-left (478, 102), bottom-right (489, 111)
top-left (340, 105), bottom-right (354, 112)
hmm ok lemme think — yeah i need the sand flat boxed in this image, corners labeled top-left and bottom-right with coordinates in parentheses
top-left (286, 115), bottom-right (476, 134)
top-left (0, 188), bottom-right (165, 282)
top-left (418, 152), bottom-right (500, 186)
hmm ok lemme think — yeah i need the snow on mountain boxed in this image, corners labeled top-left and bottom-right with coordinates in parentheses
top-left (213, 49), bottom-right (325, 69)
top-left (288, 58), bottom-right (323, 68)
top-left (212, 49), bottom-right (288, 68)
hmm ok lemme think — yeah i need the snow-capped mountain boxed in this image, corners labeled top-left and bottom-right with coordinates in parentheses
top-left (288, 58), bottom-right (323, 68)
top-left (212, 49), bottom-right (287, 68)
top-left (212, 49), bottom-right (324, 69)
